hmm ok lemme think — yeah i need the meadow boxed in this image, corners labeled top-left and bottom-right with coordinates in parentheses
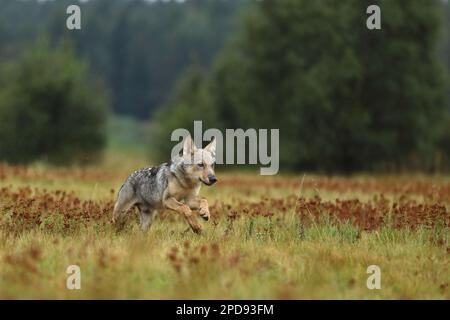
top-left (0, 152), bottom-right (448, 299)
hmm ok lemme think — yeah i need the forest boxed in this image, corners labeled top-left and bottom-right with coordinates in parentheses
top-left (1, 0), bottom-right (450, 172)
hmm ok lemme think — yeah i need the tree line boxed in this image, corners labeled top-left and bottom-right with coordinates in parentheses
top-left (0, 0), bottom-right (244, 118)
top-left (0, 0), bottom-right (449, 172)
top-left (150, 0), bottom-right (450, 172)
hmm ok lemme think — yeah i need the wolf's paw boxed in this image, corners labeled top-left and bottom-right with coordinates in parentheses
top-left (200, 214), bottom-right (210, 221)
top-left (199, 207), bottom-right (210, 221)
top-left (112, 217), bottom-right (126, 233)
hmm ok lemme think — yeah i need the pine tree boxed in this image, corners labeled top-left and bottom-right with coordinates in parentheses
top-left (210, 0), bottom-right (448, 172)
top-left (0, 38), bottom-right (108, 164)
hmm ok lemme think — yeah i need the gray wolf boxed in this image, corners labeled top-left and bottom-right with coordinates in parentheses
top-left (112, 135), bottom-right (217, 234)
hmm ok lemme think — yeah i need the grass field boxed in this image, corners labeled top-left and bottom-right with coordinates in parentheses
top-left (0, 153), bottom-right (449, 299)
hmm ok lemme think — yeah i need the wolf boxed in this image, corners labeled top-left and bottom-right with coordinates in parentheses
top-left (112, 135), bottom-right (217, 234)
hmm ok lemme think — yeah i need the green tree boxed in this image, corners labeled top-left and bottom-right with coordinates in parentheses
top-left (0, 38), bottom-right (108, 164)
top-left (0, 0), bottom-right (246, 119)
top-left (357, 0), bottom-right (449, 171)
top-left (204, 0), bottom-right (448, 172)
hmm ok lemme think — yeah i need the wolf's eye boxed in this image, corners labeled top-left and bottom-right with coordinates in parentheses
top-left (198, 163), bottom-right (204, 168)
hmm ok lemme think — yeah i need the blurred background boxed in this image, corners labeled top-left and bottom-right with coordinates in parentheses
top-left (0, 0), bottom-right (449, 173)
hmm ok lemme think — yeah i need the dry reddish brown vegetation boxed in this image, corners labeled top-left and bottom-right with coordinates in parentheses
top-left (296, 196), bottom-right (448, 231)
top-left (167, 241), bottom-right (222, 274)
top-left (219, 176), bottom-right (450, 203)
top-left (1, 164), bottom-right (449, 234)
top-left (0, 179), bottom-right (448, 235)
top-left (209, 194), bottom-right (449, 231)
top-left (2, 165), bottom-right (450, 201)
top-left (0, 186), bottom-right (115, 234)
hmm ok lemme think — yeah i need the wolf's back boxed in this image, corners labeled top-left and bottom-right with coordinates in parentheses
top-left (119, 164), bottom-right (170, 206)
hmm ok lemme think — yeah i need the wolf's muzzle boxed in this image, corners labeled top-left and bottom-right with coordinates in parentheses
top-left (208, 175), bottom-right (217, 185)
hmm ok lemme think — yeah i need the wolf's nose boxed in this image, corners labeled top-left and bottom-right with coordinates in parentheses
top-left (208, 175), bottom-right (217, 185)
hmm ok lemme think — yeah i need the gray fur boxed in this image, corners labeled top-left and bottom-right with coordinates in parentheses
top-left (113, 163), bottom-right (170, 232)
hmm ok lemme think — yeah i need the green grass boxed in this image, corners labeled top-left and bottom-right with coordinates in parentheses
top-left (0, 155), bottom-right (448, 299)
top-left (1, 221), bottom-right (447, 299)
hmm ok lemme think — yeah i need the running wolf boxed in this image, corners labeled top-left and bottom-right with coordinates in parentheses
top-left (112, 135), bottom-right (217, 234)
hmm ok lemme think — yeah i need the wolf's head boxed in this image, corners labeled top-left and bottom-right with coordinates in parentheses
top-left (178, 135), bottom-right (217, 186)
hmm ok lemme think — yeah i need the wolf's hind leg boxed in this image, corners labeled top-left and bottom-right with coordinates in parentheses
top-left (113, 183), bottom-right (136, 230)
top-left (139, 206), bottom-right (157, 233)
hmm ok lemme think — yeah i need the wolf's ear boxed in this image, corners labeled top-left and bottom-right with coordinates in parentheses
top-left (183, 134), bottom-right (197, 156)
top-left (205, 137), bottom-right (216, 156)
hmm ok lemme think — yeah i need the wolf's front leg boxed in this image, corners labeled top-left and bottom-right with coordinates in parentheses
top-left (163, 197), bottom-right (203, 234)
top-left (186, 197), bottom-right (210, 221)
